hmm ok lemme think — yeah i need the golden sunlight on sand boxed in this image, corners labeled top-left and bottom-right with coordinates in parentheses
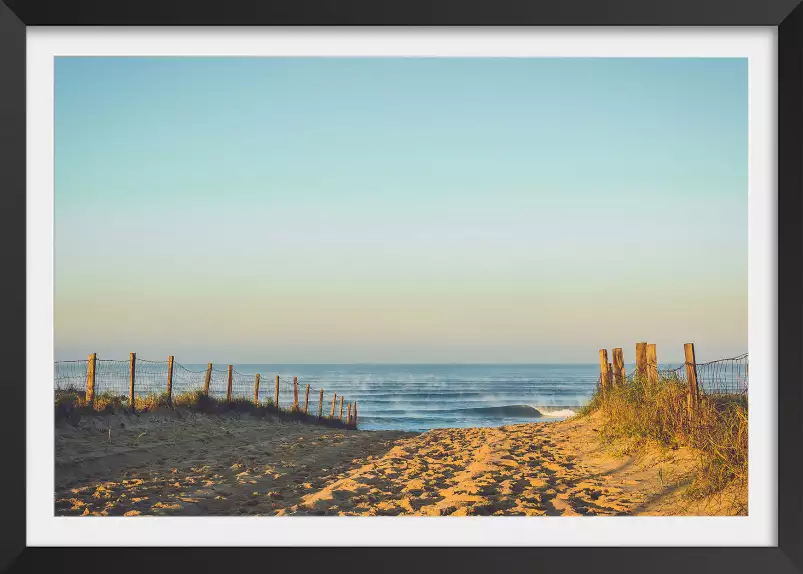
top-left (55, 411), bottom-right (744, 517)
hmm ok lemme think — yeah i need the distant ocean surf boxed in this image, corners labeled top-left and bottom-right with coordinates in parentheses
top-left (183, 363), bottom-right (599, 432)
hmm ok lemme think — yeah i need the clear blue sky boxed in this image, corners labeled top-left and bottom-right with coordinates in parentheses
top-left (54, 57), bottom-right (747, 363)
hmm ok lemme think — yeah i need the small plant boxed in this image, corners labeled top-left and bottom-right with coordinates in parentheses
top-left (54, 388), bottom-right (126, 418)
top-left (133, 392), bottom-right (172, 412)
top-left (94, 392), bottom-right (127, 413)
top-left (172, 390), bottom-right (207, 408)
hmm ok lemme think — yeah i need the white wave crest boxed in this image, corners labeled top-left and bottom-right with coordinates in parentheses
top-left (532, 406), bottom-right (578, 418)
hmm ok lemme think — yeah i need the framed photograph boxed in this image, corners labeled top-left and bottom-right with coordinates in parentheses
top-left (1, 0), bottom-right (801, 572)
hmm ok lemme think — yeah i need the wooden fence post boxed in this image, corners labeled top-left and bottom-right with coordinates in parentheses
top-left (166, 356), bottom-right (174, 403)
top-left (339, 396), bottom-right (345, 421)
top-left (647, 344), bottom-right (658, 385)
top-left (274, 375), bottom-right (280, 408)
top-left (612, 348), bottom-right (625, 386)
top-left (253, 373), bottom-right (261, 406)
top-left (293, 376), bottom-right (299, 407)
top-left (318, 389), bottom-right (324, 418)
top-left (304, 384), bottom-right (310, 414)
top-left (347, 402), bottom-right (352, 425)
top-left (129, 353), bottom-right (136, 412)
top-left (353, 401), bottom-right (357, 427)
top-left (226, 365), bottom-right (233, 403)
top-left (607, 362), bottom-right (613, 390)
top-left (330, 393), bottom-right (337, 417)
top-left (204, 363), bottom-right (212, 395)
top-left (635, 342), bottom-right (647, 378)
top-left (684, 343), bottom-right (700, 421)
top-left (598, 349), bottom-right (609, 397)
top-left (86, 353), bottom-right (97, 405)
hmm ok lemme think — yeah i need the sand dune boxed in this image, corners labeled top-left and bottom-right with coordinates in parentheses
top-left (55, 410), bottom-right (744, 516)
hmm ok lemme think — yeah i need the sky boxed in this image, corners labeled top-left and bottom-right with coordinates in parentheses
top-left (54, 57), bottom-right (747, 364)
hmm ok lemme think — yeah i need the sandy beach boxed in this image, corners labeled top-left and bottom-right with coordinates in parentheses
top-left (55, 410), bottom-right (744, 516)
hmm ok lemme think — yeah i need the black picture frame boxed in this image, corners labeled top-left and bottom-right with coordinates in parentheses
top-left (1, 1), bottom-right (800, 573)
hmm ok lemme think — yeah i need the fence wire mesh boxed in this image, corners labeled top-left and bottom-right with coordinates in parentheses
top-left (594, 353), bottom-right (748, 398)
top-left (94, 359), bottom-right (131, 396)
top-left (172, 362), bottom-right (207, 395)
top-left (54, 360), bottom-right (88, 390)
top-left (207, 367), bottom-right (229, 401)
top-left (128, 359), bottom-right (170, 396)
top-left (696, 354), bottom-right (748, 395)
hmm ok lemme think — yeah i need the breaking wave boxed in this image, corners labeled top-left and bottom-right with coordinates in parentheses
top-left (452, 404), bottom-right (579, 418)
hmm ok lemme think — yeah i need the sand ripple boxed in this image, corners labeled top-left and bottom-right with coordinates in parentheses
top-left (55, 410), bottom-right (742, 516)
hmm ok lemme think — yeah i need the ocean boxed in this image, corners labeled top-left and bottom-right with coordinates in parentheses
top-left (185, 363), bottom-right (600, 432)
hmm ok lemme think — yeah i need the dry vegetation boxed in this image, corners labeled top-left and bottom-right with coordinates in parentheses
top-left (54, 388), bottom-right (356, 430)
top-left (580, 373), bottom-right (748, 513)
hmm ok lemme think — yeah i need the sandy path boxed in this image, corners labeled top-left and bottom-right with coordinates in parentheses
top-left (294, 413), bottom-right (742, 516)
top-left (296, 415), bottom-right (639, 516)
top-left (55, 410), bottom-right (743, 516)
top-left (55, 410), bottom-right (412, 516)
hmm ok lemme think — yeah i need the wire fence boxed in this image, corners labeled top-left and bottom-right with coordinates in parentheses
top-left (696, 353), bottom-right (748, 395)
top-left (656, 354), bottom-right (748, 396)
top-left (54, 355), bottom-right (358, 424)
top-left (595, 351), bottom-right (748, 398)
top-left (53, 360), bottom-right (89, 390)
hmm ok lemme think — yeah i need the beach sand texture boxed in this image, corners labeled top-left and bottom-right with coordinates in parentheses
top-left (55, 411), bottom-right (743, 516)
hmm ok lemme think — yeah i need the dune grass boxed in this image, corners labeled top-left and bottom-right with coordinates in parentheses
top-left (582, 373), bottom-right (747, 509)
top-left (54, 387), bottom-right (357, 430)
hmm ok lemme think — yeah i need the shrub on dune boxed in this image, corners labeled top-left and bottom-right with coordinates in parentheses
top-left (583, 373), bottom-right (747, 507)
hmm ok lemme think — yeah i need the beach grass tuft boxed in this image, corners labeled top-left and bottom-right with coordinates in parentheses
top-left (54, 387), bottom-right (356, 430)
top-left (583, 374), bottom-right (747, 508)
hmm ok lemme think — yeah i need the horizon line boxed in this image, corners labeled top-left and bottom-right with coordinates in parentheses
top-left (53, 359), bottom-right (692, 366)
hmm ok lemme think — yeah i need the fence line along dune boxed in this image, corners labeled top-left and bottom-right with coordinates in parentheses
top-left (54, 354), bottom-right (358, 429)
